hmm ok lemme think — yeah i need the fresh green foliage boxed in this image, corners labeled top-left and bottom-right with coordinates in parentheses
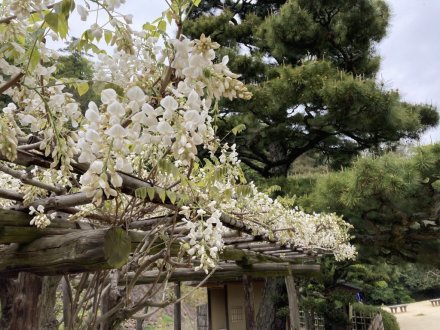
top-left (352, 303), bottom-right (400, 330)
top-left (53, 41), bottom-right (98, 109)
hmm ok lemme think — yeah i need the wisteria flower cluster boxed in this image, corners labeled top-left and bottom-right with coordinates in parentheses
top-left (0, 0), bottom-right (356, 273)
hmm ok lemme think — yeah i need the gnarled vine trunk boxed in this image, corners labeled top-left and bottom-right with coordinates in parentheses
top-left (1, 273), bottom-right (60, 330)
top-left (256, 277), bottom-right (287, 330)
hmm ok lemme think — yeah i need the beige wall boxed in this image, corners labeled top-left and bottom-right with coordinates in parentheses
top-left (209, 281), bottom-right (265, 330)
top-left (227, 283), bottom-right (245, 330)
top-left (227, 281), bottom-right (265, 330)
top-left (209, 287), bottom-right (227, 330)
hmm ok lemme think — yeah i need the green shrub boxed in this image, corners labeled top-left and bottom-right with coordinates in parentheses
top-left (352, 303), bottom-right (399, 330)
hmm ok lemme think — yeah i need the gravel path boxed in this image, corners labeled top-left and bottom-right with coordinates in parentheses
top-left (383, 300), bottom-right (440, 330)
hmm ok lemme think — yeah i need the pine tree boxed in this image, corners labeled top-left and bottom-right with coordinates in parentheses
top-left (296, 144), bottom-right (440, 266)
top-left (185, 0), bottom-right (438, 176)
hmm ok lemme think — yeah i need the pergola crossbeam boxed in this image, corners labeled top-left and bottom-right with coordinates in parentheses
top-left (123, 263), bottom-right (320, 284)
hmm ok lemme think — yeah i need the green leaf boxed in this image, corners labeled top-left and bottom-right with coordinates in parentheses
top-left (104, 227), bottom-right (131, 268)
top-left (135, 186), bottom-right (158, 201)
top-left (146, 187), bottom-right (155, 201)
top-left (166, 191), bottom-right (177, 205)
top-left (29, 47), bottom-right (40, 71)
top-left (57, 14), bottom-right (68, 38)
top-left (143, 23), bottom-right (156, 31)
top-left (45, 13), bottom-right (59, 33)
top-left (104, 30), bottom-right (112, 44)
top-left (232, 124), bottom-right (246, 135)
top-left (61, 0), bottom-right (75, 15)
top-left (158, 20), bottom-right (167, 32)
top-left (135, 187), bottom-right (146, 200)
top-left (165, 10), bottom-right (173, 24)
top-left (192, 0), bottom-right (202, 6)
top-left (157, 188), bottom-right (166, 203)
top-left (236, 185), bottom-right (252, 196)
top-left (76, 82), bottom-right (89, 96)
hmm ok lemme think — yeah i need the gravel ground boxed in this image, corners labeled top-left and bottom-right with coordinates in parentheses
top-left (383, 300), bottom-right (440, 330)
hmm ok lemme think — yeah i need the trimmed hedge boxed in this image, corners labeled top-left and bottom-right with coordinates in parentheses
top-left (352, 303), bottom-right (400, 330)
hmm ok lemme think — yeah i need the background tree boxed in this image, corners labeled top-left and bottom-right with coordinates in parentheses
top-left (185, 0), bottom-right (438, 176)
top-left (275, 146), bottom-right (440, 329)
top-left (296, 145), bottom-right (440, 266)
top-left (54, 38), bottom-right (99, 110)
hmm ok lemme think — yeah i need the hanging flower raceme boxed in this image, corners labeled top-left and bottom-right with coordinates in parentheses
top-left (0, 1), bottom-right (356, 275)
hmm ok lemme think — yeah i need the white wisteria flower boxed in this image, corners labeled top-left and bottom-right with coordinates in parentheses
top-left (101, 89), bottom-right (118, 104)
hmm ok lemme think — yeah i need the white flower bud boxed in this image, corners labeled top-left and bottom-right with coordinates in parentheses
top-left (123, 14), bottom-right (133, 24)
top-left (77, 5), bottom-right (88, 21)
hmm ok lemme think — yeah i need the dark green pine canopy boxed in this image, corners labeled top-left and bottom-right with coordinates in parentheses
top-left (185, 0), bottom-right (438, 176)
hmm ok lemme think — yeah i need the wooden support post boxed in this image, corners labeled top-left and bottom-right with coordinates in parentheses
top-left (8, 273), bottom-right (60, 330)
top-left (174, 281), bottom-right (182, 330)
top-left (136, 306), bottom-right (149, 330)
top-left (9, 273), bottom-right (43, 329)
top-left (243, 274), bottom-right (255, 330)
top-left (0, 276), bottom-right (15, 328)
top-left (61, 276), bottom-right (72, 329)
top-left (285, 274), bottom-right (300, 330)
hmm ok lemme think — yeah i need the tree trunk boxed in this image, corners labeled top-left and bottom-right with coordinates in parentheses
top-left (136, 306), bottom-right (149, 330)
top-left (256, 277), bottom-right (286, 330)
top-left (6, 273), bottom-right (60, 330)
top-left (243, 274), bottom-right (255, 330)
top-left (267, 143), bottom-right (290, 177)
top-left (61, 276), bottom-right (72, 329)
top-left (100, 270), bottom-right (121, 330)
top-left (0, 277), bottom-right (15, 329)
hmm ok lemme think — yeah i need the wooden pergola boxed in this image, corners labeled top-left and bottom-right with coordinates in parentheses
top-left (0, 150), bottom-right (329, 329)
top-left (0, 206), bottom-right (320, 330)
top-left (0, 209), bottom-right (322, 275)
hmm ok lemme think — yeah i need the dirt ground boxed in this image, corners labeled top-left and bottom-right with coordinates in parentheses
top-left (382, 300), bottom-right (440, 330)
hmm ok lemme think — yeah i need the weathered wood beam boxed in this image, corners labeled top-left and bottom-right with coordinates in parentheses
top-left (265, 249), bottom-right (312, 256)
top-left (251, 246), bottom-right (286, 252)
top-left (223, 236), bottom-right (256, 244)
top-left (232, 242), bottom-right (276, 250)
top-left (220, 247), bottom-right (283, 264)
top-left (0, 209), bottom-right (76, 228)
top-left (0, 228), bottom-right (130, 276)
top-left (0, 189), bottom-right (23, 202)
top-left (124, 263), bottom-right (320, 284)
top-left (0, 226), bottom-right (76, 244)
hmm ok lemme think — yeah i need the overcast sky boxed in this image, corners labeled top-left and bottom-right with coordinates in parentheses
top-left (61, 0), bottom-right (440, 143)
top-left (378, 0), bottom-right (440, 143)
